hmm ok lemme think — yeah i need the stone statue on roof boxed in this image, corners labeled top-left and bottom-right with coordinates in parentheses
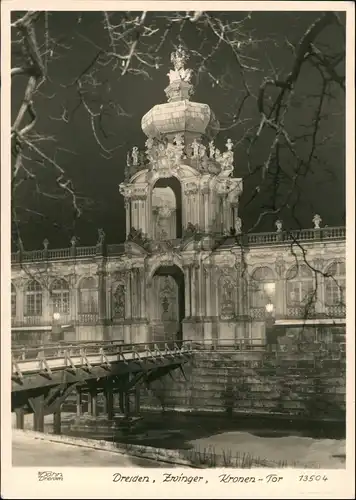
top-left (167, 45), bottom-right (193, 84)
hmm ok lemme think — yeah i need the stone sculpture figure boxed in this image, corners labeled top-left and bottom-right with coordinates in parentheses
top-left (235, 216), bottom-right (242, 234)
top-left (97, 228), bottom-right (105, 245)
top-left (183, 222), bottom-right (198, 238)
top-left (173, 133), bottom-right (184, 147)
top-left (167, 45), bottom-right (193, 83)
top-left (198, 143), bottom-right (206, 158)
top-left (209, 140), bottom-right (215, 158)
top-left (191, 138), bottom-right (200, 158)
top-left (113, 284), bottom-right (125, 319)
top-left (70, 236), bottom-right (78, 247)
top-left (126, 151), bottom-right (131, 166)
top-left (226, 138), bottom-right (233, 151)
top-left (275, 219), bottom-right (283, 233)
top-left (132, 146), bottom-right (139, 166)
top-left (313, 214), bottom-right (322, 229)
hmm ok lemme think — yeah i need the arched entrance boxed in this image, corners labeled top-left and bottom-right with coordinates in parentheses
top-left (149, 264), bottom-right (185, 344)
top-left (152, 177), bottom-right (182, 239)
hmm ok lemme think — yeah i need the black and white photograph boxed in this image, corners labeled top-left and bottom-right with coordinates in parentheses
top-left (1, 1), bottom-right (354, 498)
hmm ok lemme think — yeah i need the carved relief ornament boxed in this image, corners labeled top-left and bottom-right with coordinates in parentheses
top-left (185, 181), bottom-right (199, 195)
top-left (111, 270), bottom-right (128, 283)
top-left (119, 183), bottom-right (149, 201)
top-left (275, 255), bottom-right (286, 277)
top-left (200, 178), bottom-right (210, 194)
top-left (146, 138), bottom-right (185, 174)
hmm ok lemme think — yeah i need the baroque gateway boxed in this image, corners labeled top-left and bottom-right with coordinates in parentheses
top-left (11, 47), bottom-right (346, 347)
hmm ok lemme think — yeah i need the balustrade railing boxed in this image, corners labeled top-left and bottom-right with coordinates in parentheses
top-left (247, 233), bottom-right (279, 245)
top-left (47, 248), bottom-right (72, 260)
top-left (11, 227), bottom-right (345, 263)
top-left (18, 315), bottom-right (45, 326)
top-left (246, 226), bottom-right (345, 246)
top-left (326, 304), bottom-right (346, 318)
top-left (77, 313), bottom-right (99, 324)
top-left (250, 307), bottom-right (267, 320)
top-left (75, 246), bottom-right (97, 257)
top-left (286, 305), bottom-right (317, 319)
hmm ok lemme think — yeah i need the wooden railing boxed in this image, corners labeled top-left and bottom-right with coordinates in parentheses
top-left (11, 227), bottom-right (345, 263)
top-left (11, 340), bottom-right (194, 378)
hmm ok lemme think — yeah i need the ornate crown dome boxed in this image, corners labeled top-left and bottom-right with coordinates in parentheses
top-left (141, 46), bottom-right (219, 144)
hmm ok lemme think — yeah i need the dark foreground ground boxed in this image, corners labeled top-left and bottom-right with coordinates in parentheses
top-left (12, 410), bottom-right (346, 468)
top-left (12, 431), bottom-right (175, 467)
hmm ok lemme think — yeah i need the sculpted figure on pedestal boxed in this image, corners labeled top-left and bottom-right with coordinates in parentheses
top-left (132, 146), bottom-right (139, 166)
top-left (97, 228), bottom-right (105, 246)
top-left (167, 45), bottom-right (193, 84)
top-left (183, 222), bottom-right (198, 239)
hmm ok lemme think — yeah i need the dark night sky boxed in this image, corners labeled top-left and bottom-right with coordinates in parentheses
top-left (11, 10), bottom-right (346, 250)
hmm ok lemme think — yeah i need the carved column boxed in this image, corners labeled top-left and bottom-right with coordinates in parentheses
top-left (232, 205), bottom-right (238, 231)
top-left (185, 193), bottom-right (191, 226)
top-left (183, 265), bottom-right (191, 318)
top-left (218, 196), bottom-right (224, 233)
top-left (69, 273), bottom-right (77, 325)
top-left (224, 199), bottom-right (231, 232)
top-left (16, 281), bottom-right (25, 323)
top-left (42, 282), bottom-right (50, 324)
top-left (139, 268), bottom-right (146, 319)
top-left (146, 191), bottom-right (152, 239)
top-left (314, 258), bottom-right (325, 314)
top-left (140, 200), bottom-right (147, 234)
top-left (275, 257), bottom-right (286, 318)
top-left (201, 265), bottom-right (206, 316)
top-left (191, 264), bottom-right (197, 317)
top-left (205, 267), bottom-right (209, 318)
top-left (97, 267), bottom-right (107, 323)
top-left (135, 267), bottom-right (141, 319)
top-left (130, 267), bottom-right (139, 319)
top-left (131, 200), bottom-right (137, 230)
top-left (125, 200), bottom-right (131, 237)
top-left (126, 271), bottom-right (132, 319)
top-left (197, 263), bottom-right (203, 317)
top-left (106, 273), bottom-right (112, 321)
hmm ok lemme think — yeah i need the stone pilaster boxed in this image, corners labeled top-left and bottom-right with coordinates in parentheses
top-left (183, 265), bottom-right (191, 318)
top-left (97, 270), bottom-right (106, 321)
top-left (68, 273), bottom-right (77, 324)
top-left (313, 258), bottom-right (325, 314)
top-left (125, 271), bottom-right (132, 319)
top-left (205, 266), bottom-right (212, 317)
top-left (42, 285), bottom-right (50, 324)
top-left (16, 281), bottom-right (25, 323)
top-left (140, 268), bottom-right (146, 318)
top-left (274, 256), bottom-right (286, 318)
top-left (190, 264), bottom-right (197, 317)
top-left (125, 200), bottom-right (131, 237)
top-left (106, 273), bottom-right (112, 321)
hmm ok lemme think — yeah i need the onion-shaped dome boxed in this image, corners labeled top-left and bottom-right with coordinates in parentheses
top-left (141, 99), bottom-right (219, 140)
